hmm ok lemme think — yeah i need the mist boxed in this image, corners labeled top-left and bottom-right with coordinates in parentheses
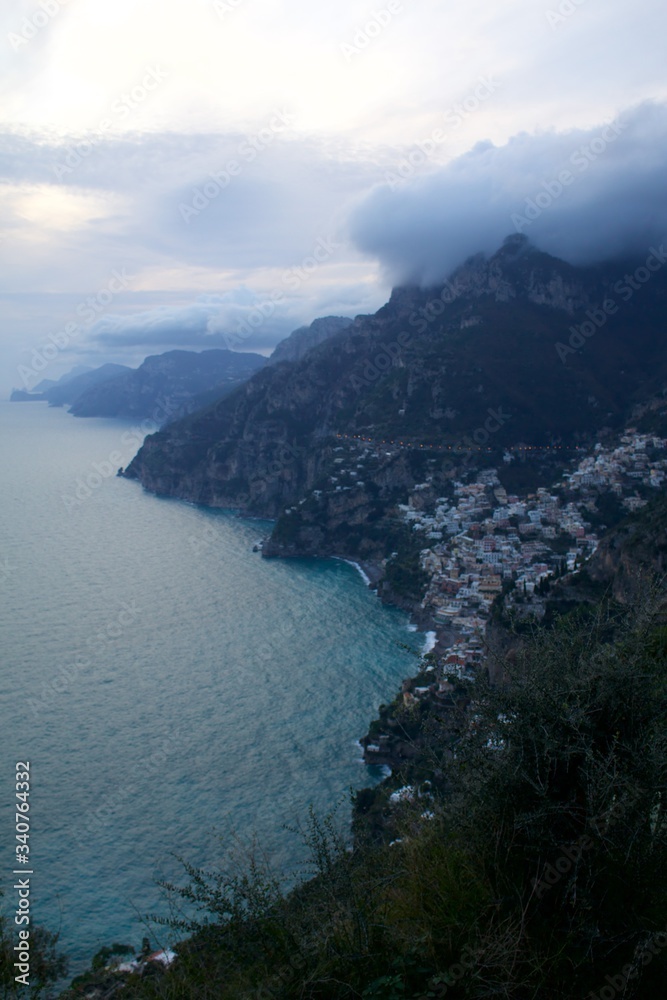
top-left (350, 101), bottom-right (667, 286)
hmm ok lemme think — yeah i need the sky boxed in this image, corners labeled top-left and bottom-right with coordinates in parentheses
top-left (1, 0), bottom-right (666, 393)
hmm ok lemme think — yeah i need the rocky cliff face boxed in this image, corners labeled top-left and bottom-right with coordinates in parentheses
top-left (587, 494), bottom-right (667, 602)
top-left (10, 365), bottom-right (94, 402)
top-left (10, 389), bottom-right (46, 401)
top-left (44, 364), bottom-right (132, 407)
top-left (124, 236), bottom-right (667, 568)
top-left (424, 234), bottom-right (592, 312)
top-left (267, 315), bottom-right (353, 366)
top-left (69, 349), bottom-right (265, 421)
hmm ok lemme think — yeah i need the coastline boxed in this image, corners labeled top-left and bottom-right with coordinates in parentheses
top-left (422, 630), bottom-right (437, 654)
top-left (335, 556), bottom-right (444, 657)
top-left (337, 557), bottom-right (374, 587)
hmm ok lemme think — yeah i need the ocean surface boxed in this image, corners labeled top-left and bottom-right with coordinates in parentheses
top-left (0, 401), bottom-right (423, 976)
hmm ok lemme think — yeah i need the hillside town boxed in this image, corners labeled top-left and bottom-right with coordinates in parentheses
top-left (395, 431), bottom-right (667, 686)
top-left (284, 428), bottom-right (667, 704)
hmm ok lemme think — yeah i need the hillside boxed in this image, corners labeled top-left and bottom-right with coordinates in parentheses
top-left (69, 349), bottom-right (266, 421)
top-left (10, 365), bottom-right (129, 404)
top-left (587, 491), bottom-right (667, 600)
top-left (267, 315), bottom-right (353, 366)
top-left (124, 236), bottom-right (667, 569)
top-left (10, 366), bottom-right (94, 402)
top-left (57, 594), bottom-right (667, 1000)
top-left (44, 363), bottom-right (132, 407)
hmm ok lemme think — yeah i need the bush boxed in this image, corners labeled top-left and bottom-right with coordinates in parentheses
top-left (71, 588), bottom-right (667, 999)
top-left (0, 897), bottom-right (67, 999)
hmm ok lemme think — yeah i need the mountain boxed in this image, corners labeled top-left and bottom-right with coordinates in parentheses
top-left (44, 364), bottom-right (132, 407)
top-left (268, 315), bottom-right (353, 366)
top-left (10, 389), bottom-right (46, 401)
top-left (34, 366), bottom-right (93, 393)
top-left (586, 491), bottom-right (667, 601)
top-left (10, 365), bottom-right (95, 402)
top-left (68, 349), bottom-right (266, 422)
top-left (124, 236), bottom-right (667, 568)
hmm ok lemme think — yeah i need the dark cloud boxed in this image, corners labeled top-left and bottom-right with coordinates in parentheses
top-left (350, 101), bottom-right (667, 285)
top-left (87, 294), bottom-right (300, 353)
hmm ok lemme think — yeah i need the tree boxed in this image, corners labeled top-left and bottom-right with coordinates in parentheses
top-left (439, 592), bottom-right (667, 997)
top-left (73, 588), bottom-right (667, 1000)
top-left (0, 894), bottom-right (67, 998)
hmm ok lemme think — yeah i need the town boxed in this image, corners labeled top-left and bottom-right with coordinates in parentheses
top-left (280, 428), bottom-right (667, 715)
top-left (400, 430), bottom-right (667, 685)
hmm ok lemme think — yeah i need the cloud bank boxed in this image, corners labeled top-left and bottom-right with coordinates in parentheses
top-left (87, 292), bottom-right (306, 355)
top-left (350, 101), bottom-right (667, 286)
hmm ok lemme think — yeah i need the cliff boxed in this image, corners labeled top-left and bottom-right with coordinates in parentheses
top-left (124, 236), bottom-right (667, 569)
top-left (10, 389), bottom-right (46, 401)
top-left (267, 315), bottom-right (353, 366)
top-left (69, 349), bottom-right (266, 421)
top-left (587, 492), bottom-right (667, 601)
top-left (45, 364), bottom-right (132, 407)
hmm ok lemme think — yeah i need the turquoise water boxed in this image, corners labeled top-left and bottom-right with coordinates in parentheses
top-left (0, 402), bottom-right (420, 974)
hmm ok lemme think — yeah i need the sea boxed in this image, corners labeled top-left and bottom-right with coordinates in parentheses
top-left (0, 401), bottom-right (424, 977)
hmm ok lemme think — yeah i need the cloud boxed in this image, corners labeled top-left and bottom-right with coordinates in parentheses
top-left (350, 101), bottom-right (667, 285)
top-left (0, 128), bottom-right (384, 286)
top-left (87, 292), bottom-right (298, 353)
top-left (0, 121), bottom-right (391, 390)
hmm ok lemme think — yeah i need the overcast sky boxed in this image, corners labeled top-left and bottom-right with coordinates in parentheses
top-left (2, 0), bottom-right (666, 392)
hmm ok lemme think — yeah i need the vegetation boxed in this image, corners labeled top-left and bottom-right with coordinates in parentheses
top-left (383, 540), bottom-right (429, 602)
top-left (0, 896), bottom-right (67, 998)
top-left (64, 586), bottom-right (667, 999)
top-left (584, 491), bottom-right (628, 532)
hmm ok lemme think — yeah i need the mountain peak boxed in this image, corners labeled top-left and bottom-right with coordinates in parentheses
top-left (268, 315), bottom-right (353, 366)
top-left (499, 232), bottom-right (531, 255)
top-left (404, 234), bottom-right (589, 314)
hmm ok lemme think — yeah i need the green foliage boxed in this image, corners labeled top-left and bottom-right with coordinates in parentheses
top-left (70, 587), bottom-right (667, 999)
top-left (91, 943), bottom-right (134, 971)
top-left (0, 896), bottom-right (67, 999)
top-left (270, 511), bottom-right (301, 544)
top-left (384, 542), bottom-right (429, 602)
top-left (438, 592), bottom-right (667, 997)
top-left (585, 489), bottom-right (628, 531)
top-left (362, 974), bottom-right (405, 999)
